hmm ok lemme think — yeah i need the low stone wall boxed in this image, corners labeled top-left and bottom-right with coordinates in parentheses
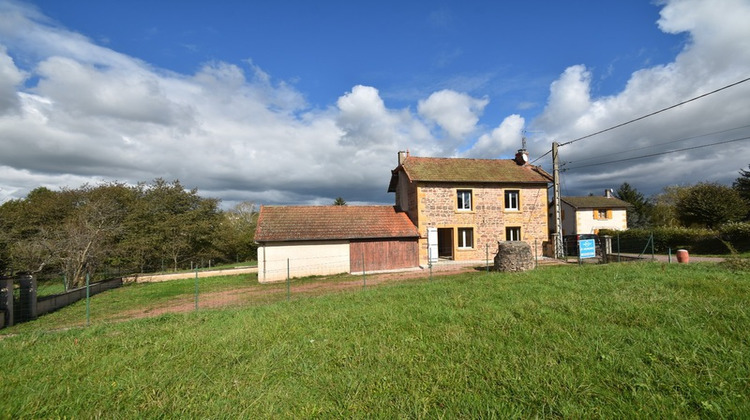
top-left (36, 277), bottom-right (123, 317)
top-left (125, 266), bottom-right (258, 283)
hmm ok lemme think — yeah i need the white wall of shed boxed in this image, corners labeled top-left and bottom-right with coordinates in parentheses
top-left (257, 241), bottom-right (350, 283)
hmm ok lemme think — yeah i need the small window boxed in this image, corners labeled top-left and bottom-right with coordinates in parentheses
top-left (506, 227), bottom-right (521, 241)
top-left (457, 189), bottom-right (472, 211)
top-left (594, 209), bottom-right (612, 220)
top-left (504, 190), bottom-right (519, 211)
top-left (458, 227), bottom-right (474, 248)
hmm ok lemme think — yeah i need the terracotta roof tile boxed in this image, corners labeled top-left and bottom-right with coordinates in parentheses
top-left (562, 196), bottom-right (631, 209)
top-left (389, 156), bottom-right (552, 191)
top-left (254, 205), bottom-right (419, 242)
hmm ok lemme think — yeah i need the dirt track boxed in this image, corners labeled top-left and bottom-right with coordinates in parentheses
top-left (117, 262), bottom-right (491, 321)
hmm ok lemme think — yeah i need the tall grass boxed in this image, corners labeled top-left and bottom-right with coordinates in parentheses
top-left (1, 262), bottom-right (748, 417)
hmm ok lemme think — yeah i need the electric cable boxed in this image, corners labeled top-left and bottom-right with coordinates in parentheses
top-left (559, 76), bottom-right (750, 147)
top-left (564, 123), bottom-right (750, 166)
top-left (563, 135), bottom-right (750, 171)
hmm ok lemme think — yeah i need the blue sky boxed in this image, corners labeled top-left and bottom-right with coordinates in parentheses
top-left (1, 0), bottom-right (749, 206)
top-left (29, 1), bottom-right (681, 120)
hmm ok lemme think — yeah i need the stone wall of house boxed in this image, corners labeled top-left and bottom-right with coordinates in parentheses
top-left (413, 182), bottom-right (549, 263)
top-left (394, 171), bottom-right (420, 227)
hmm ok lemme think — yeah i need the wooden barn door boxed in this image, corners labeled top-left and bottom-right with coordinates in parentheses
top-left (350, 239), bottom-right (418, 272)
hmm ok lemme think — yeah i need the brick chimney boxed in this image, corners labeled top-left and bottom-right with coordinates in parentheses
top-left (514, 149), bottom-right (529, 166)
top-left (398, 150), bottom-right (409, 165)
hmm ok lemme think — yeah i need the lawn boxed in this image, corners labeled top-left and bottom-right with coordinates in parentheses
top-left (1, 262), bottom-right (749, 417)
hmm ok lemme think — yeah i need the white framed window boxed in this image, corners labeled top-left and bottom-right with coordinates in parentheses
top-left (457, 189), bottom-right (472, 211)
top-left (506, 226), bottom-right (521, 241)
top-left (504, 190), bottom-right (519, 211)
top-left (458, 227), bottom-right (474, 248)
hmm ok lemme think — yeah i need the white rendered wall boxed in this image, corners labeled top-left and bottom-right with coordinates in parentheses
top-left (574, 208), bottom-right (628, 234)
top-left (257, 241), bottom-right (350, 283)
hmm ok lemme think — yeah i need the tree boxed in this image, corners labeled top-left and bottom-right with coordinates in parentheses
top-left (0, 179), bottom-right (226, 278)
top-left (0, 187), bottom-right (78, 275)
top-left (133, 179), bottom-right (221, 271)
top-left (216, 201), bottom-right (258, 263)
top-left (675, 182), bottom-right (748, 229)
top-left (733, 164), bottom-right (750, 220)
top-left (614, 183), bottom-right (652, 228)
top-left (649, 185), bottom-right (689, 228)
top-left (333, 197), bottom-right (347, 206)
top-left (54, 191), bottom-right (126, 289)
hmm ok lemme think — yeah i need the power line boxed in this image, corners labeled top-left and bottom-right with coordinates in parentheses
top-left (559, 76), bottom-right (750, 147)
top-left (563, 123), bottom-right (750, 166)
top-left (563, 135), bottom-right (750, 171)
top-left (530, 149), bottom-right (551, 165)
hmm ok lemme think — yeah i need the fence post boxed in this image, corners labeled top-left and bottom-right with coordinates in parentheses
top-left (0, 277), bottom-right (13, 328)
top-left (362, 250), bottom-right (366, 290)
top-left (18, 274), bottom-right (37, 322)
top-left (86, 273), bottom-right (90, 326)
top-left (428, 247), bottom-right (432, 282)
top-left (617, 233), bottom-right (621, 263)
top-left (668, 247), bottom-right (672, 263)
top-left (486, 243), bottom-right (489, 273)
top-left (651, 233), bottom-right (655, 261)
top-left (194, 269), bottom-right (199, 311)
top-left (534, 240), bottom-right (538, 268)
top-left (286, 259), bottom-right (290, 301)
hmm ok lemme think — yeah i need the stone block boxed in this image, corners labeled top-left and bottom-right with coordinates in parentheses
top-left (494, 241), bottom-right (535, 272)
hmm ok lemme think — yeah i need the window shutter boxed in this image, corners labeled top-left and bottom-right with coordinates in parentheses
top-left (593, 209), bottom-right (599, 220)
top-left (606, 210), bottom-right (612, 219)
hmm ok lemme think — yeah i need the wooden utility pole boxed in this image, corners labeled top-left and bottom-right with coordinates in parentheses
top-left (552, 142), bottom-right (564, 258)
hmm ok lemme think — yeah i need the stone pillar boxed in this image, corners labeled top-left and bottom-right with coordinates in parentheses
top-left (18, 274), bottom-right (37, 322)
top-left (0, 277), bottom-right (13, 328)
top-left (601, 235), bottom-right (612, 264)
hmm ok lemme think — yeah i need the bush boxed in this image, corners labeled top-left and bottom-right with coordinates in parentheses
top-left (718, 222), bottom-right (750, 252)
top-left (720, 257), bottom-right (750, 272)
top-left (599, 226), bottom-right (746, 255)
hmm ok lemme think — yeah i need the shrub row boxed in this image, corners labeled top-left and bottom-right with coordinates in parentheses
top-left (600, 222), bottom-right (750, 254)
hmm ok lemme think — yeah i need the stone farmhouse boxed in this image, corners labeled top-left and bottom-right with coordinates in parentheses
top-left (254, 150), bottom-right (553, 283)
top-left (558, 190), bottom-right (630, 235)
top-left (388, 151), bottom-right (553, 265)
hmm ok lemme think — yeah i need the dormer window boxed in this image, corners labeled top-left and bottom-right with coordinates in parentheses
top-left (457, 189), bottom-right (472, 211)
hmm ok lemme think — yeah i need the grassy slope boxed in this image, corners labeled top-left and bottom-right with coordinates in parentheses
top-left (1, 263), bottom-right (749, 418)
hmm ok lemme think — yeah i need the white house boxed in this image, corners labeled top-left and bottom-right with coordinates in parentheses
top-left (559, 190), bottom-right (630, 235)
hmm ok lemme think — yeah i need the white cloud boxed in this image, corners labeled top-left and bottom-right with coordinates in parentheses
top-left (0, 0), bottom-right (749, 207)
top-left (0, 45), bottom-right (25, 113)
top-left (417, 89), bottom-right (488, 139)
top-left (465, 114), bottom-right (525, 159)
top-left (530, 0), bottom-right (750, 196)
top-left (532, 65), bottom-right (592, 137)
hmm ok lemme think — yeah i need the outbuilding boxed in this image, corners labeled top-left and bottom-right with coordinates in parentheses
top-left (254, 205), bottom-right (420, 283)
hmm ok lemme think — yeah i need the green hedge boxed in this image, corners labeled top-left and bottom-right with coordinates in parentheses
top-left (600, 223), bottom-right (750, 254)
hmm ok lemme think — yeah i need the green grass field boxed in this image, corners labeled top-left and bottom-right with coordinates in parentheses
top-left (1, 262), bottom-right (749, 417)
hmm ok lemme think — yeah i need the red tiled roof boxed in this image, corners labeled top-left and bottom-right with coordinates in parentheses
top-left (562, 196), bottom-right (631, 209)
top-left (388, 156), bottom-right (552, 191)
top-left (254, 205), bottom-right (419, 242)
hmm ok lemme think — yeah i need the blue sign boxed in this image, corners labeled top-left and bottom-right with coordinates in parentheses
top-left (579, 239), bottom-right (596, 259)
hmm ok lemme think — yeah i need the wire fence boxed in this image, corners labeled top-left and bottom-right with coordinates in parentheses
top-left (2, 240), bottom-right (557, 332)
top-left (4, 235), bottom-right (690, 333)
